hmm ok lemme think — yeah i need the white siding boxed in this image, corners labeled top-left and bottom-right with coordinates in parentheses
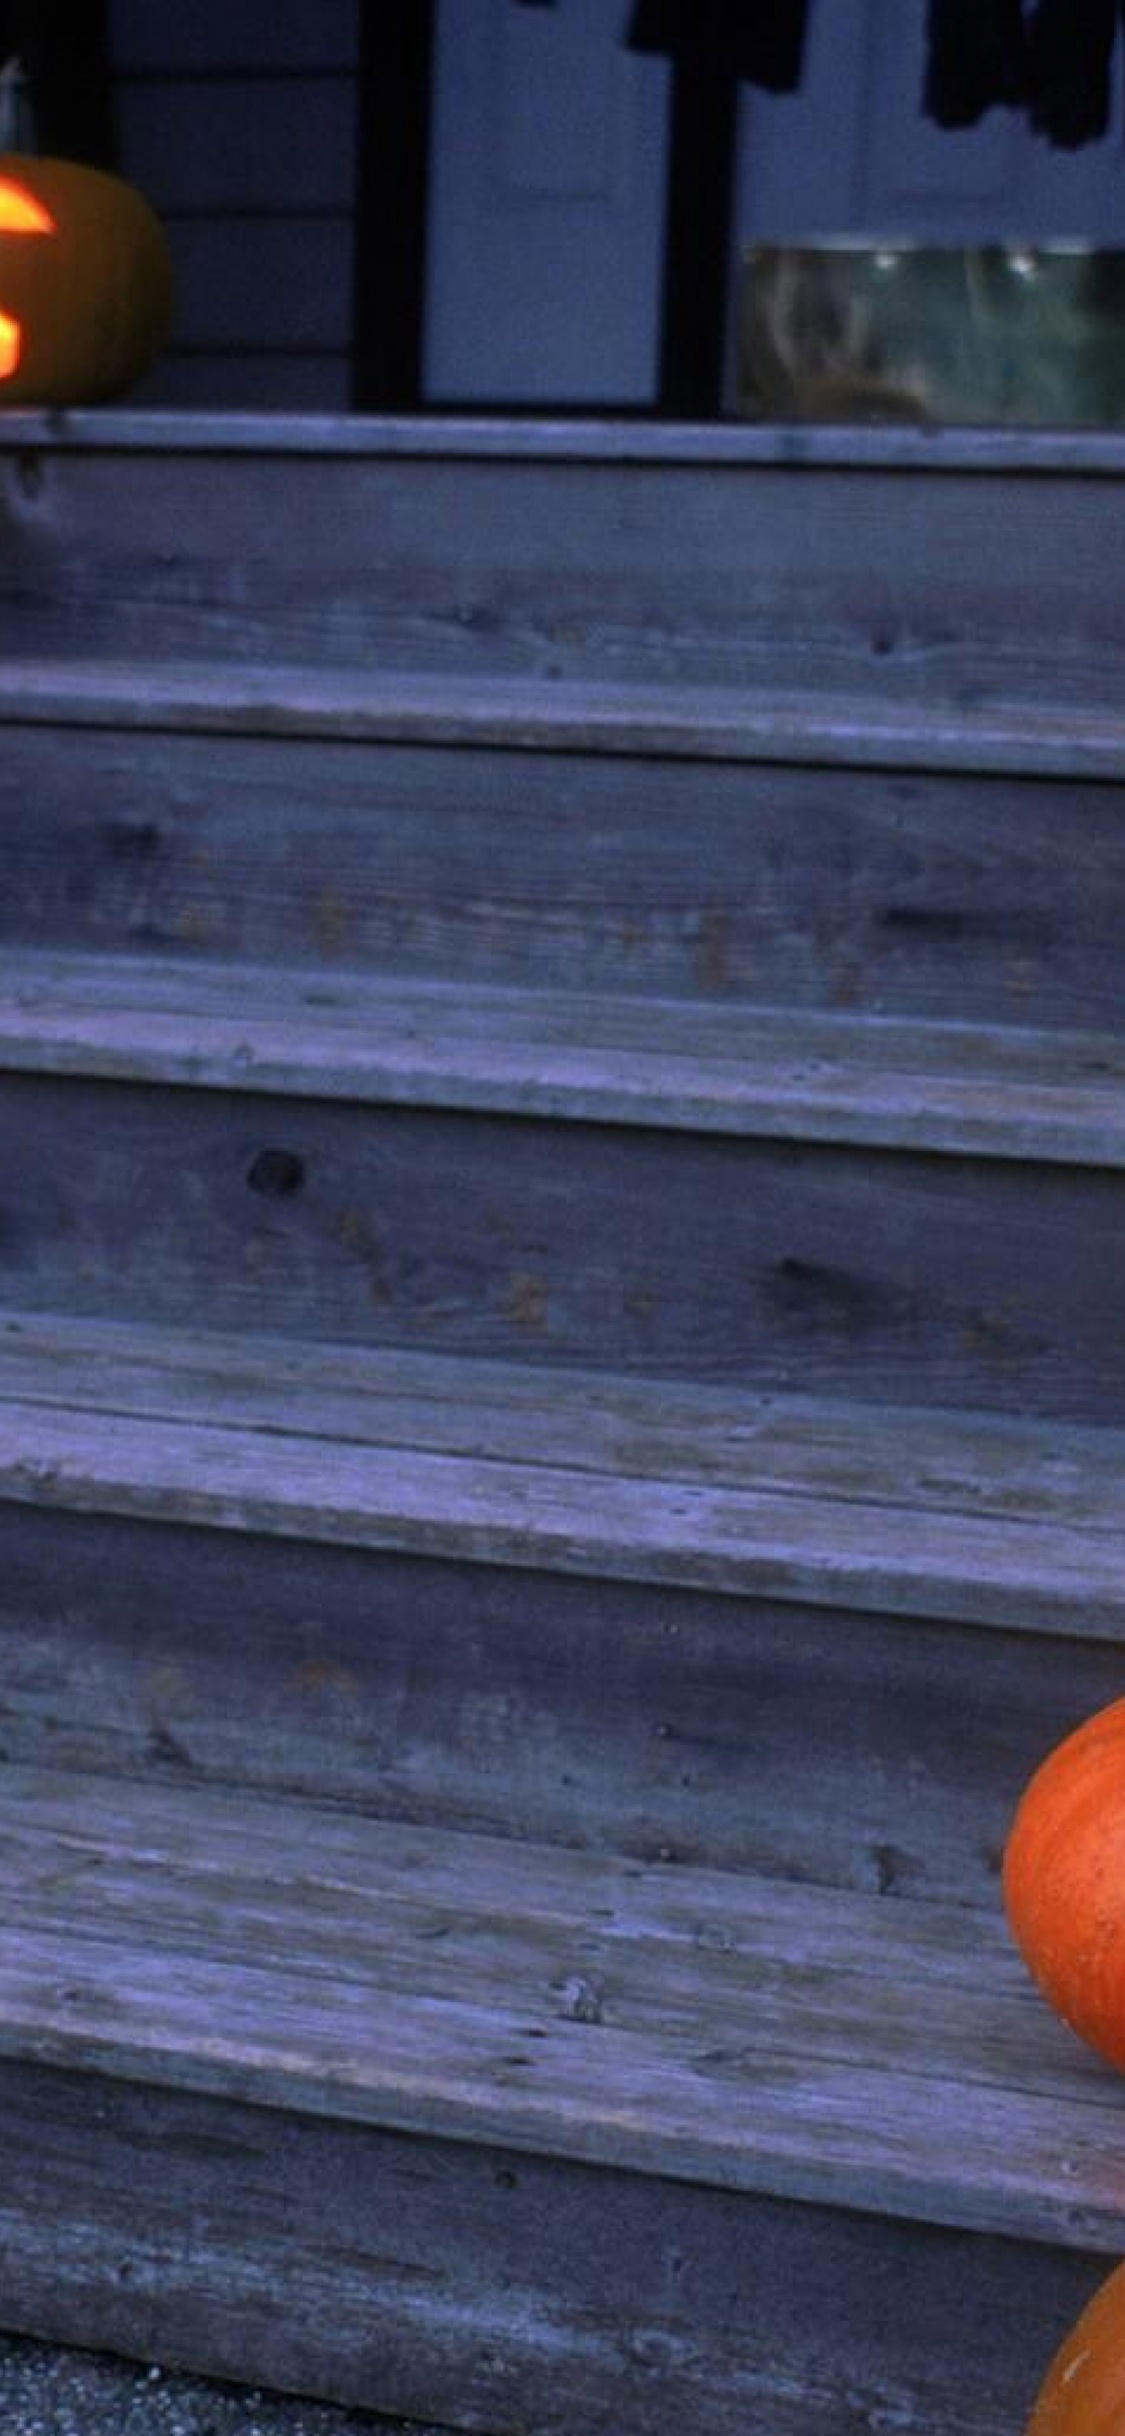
top-left (108, 0), bottom-right (359, 408)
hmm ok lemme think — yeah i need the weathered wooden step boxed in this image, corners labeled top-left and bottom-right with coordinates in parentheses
top-left (0, 1084), bottom-right (1117, 1420)
top-left (1, 1765), bottom-right (1118, 2242)
top-left (0, 1302), bottom-right (1120, 1913)
top-left (0, 1309), bottom-right (1120, 1905)
top-left (0, 954), bottom-right (1123, 1418)
top-left (0, 1762), bottom-right (1116, 2432)
top-left (3, 713), bottom-right (1123, 1030)
top-left (3, 948), bottom-right (1125, 1164)
top-left (4, 653), bottom-right (1125, 778)
top-left (0, 1309), bottom-right (1120, 1642)
top-left (4, 413), bottom-right (1125, 716)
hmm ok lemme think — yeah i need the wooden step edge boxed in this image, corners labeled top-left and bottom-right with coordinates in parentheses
top-left (0, 655), bottom-right (1122, 778)
top-left (1, 1763), bottom-right (1123, 2257)
top-left (5, 1306), bottom-right (1124, 1551)
top-left (0, 1335), bottom-right (1120, 1641)
top-left (3, 952), bottom-right (1125, 1168)
top-left (7, 407), bottom-right (1125, 473)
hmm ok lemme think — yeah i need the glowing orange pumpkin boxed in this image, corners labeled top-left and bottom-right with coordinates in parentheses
top-left (0, 153), bottom-right (171, 405)
top-left (1024, 2257), bottom-right (1125, 2434)
top-left (1003, 1697), bottom-right (1125, 2073)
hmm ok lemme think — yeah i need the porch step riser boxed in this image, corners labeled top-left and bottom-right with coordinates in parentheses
top-left (0, 2055), bottom-right (1097, 2436)
top-left (1, 1070), bottom-right (1122, 1421)
top-left (0, 1497), bottom-right (1113, 1909)
top-left (2, 723), bottom-right (1123, 1031)
top-left (5, 440), bottom-right (1125, 710)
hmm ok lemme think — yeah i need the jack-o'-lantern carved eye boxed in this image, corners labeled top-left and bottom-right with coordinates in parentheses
top-left (0, 179), bottom-right (55, 379)
top-left (0, 177), bottom-right (55, 236)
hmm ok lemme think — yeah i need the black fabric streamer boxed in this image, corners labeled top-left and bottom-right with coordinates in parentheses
top-left (512, 0), bottom-right (808, 93)
top-left (513, 0), bottom-right (1125, 150)
top-left (625, 0), bottom-right (808, 92)
top-left (925, 0), bottom-right (1125, 148)
top-left (1026, 0), bottom-right (1123, 146)
top-left (923, 0), bottom-right (1028, 126)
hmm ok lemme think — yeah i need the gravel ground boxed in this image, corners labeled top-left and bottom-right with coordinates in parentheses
top-left (0, 2334), bottom-right (460, 2436)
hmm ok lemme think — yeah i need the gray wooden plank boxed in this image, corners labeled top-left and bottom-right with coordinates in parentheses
top-left (0, 1065), bottom-right (1121, 1420)
top-left (0, 1764), bottom-right (1027, 1981)
top-left (4, 411), bottom-right (1125, 472)
top-left (0, 950), bottom-right (1123, 1166)
top-left (2, 654), bottom-right (1125, 778)
top-left (4, 438), bottom-right (1125, 710)
top-left (2, 1308), bottom-right (1123, 1543)
top-left (31, 1908), bottom-right (1085, 2241)
top-left (1, 717), bottom-right (1122, 1032)
top-left (7, 1771), bottom-right (1112, 2206)
top-left (0, 1312), bottom-right (1120, 1636)
top-left (0, 2058), bottom-right (1090, 2436)
top-left (0, 1767), bottom-right (1120, 2253)
top-left (0, 1490), bottom-right (1096, 1904)
top-left (1, 1391), bottom-right (1114, 1634)
top-left (0, 1503), bottom-right (1048, 1902)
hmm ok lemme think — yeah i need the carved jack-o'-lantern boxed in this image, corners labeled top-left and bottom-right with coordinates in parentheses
top-left (0, 153), bottom-right (171, 405)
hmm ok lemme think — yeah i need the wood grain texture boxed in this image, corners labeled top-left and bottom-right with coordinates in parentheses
top-left (2, 718), bottom-right (1124, 1030)
top-left (0, 1064), bottom-right (1121, 1419)
top-left (0, 1487), bottom-right (1109, 1903)
top-left (0, 951), bottom-right (1122, 1164)
top-left (0, 2058), bottom-right (1098, 2436)
top-left (3, 657), bottom-right (1125, 779)
top-left (2, 406), bottom-right (1124, 2432)
top-left (3, 436), bottom-right (1125, 713)
top-left (0, 1311), bottom-right (1120, 1639)
top-left (8, 1390), bottom-right (1116, 1634)
top-left (0, 1765), bottom-right (1122, 2255)
top-left (0, 411), bottom-right (1119, 2429)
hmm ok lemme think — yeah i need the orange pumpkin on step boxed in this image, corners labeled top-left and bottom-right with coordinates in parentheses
top-left (0, 153), bottom-right (171, 404)
top-left (1023, 2257), bottom-right (1125, 2434)
top-left (1003, 1696), bottom-right (1125, 2074)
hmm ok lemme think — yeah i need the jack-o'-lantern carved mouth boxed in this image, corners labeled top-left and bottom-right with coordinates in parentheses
top-left (0, 174), bottom-right (56, 381)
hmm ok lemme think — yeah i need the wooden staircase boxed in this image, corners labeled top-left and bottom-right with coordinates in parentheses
top-left (0, 409), bottom-right (1124, 2434)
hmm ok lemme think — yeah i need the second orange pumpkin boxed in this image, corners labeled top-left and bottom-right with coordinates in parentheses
top-left (1023, 2256), bottom-right (1125, 2434)
top-left (1003, 1695), bottom-right (1125, 2074)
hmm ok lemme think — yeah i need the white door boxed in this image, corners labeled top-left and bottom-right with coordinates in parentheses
top-left (423, 0), bottom-right (670, 405)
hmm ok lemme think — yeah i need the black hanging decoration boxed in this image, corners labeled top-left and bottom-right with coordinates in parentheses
top-left (511, 0), bottom-right (809, 92)
top-left (923, 0), bottom-right (1028, 127)
top-left (513, 0), bottom-right (1125, 149)
top-left (625, 1), bottom-right (808, 93)
top-left (1026, 0), bottom-right (1123, 148)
